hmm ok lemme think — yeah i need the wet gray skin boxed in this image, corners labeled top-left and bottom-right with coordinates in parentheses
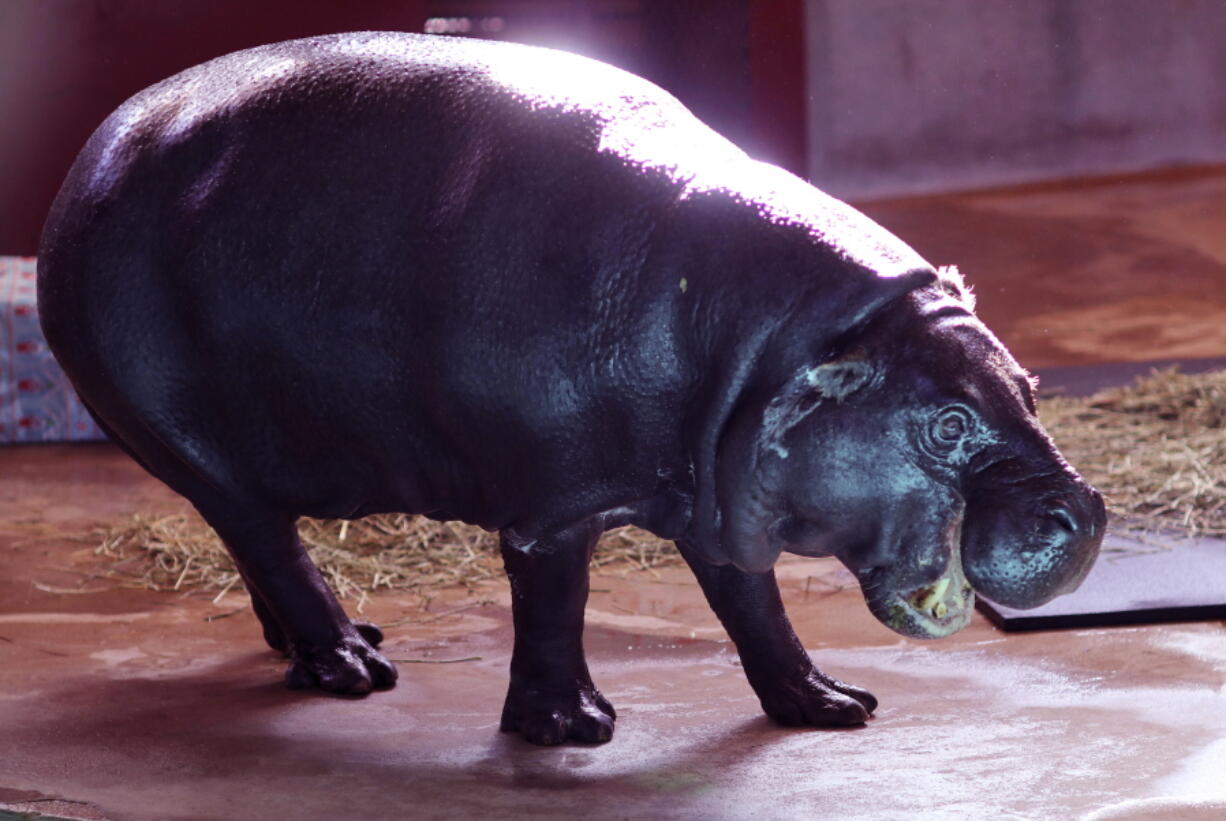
top-left (716, 274), bottom-right (1106, 639)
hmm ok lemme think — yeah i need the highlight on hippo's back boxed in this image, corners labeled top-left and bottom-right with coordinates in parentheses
top-left (36, 31), bottom-right (1105, 745)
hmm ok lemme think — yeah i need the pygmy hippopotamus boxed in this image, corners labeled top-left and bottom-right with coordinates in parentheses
top-left (38, 32), bottom-right (1104, 745)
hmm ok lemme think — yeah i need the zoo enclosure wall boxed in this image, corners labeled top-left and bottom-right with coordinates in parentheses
top-left (2, 0), bottom-right (1224, 253)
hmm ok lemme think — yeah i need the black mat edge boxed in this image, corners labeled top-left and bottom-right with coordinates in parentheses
top-left (976, 599), bottom-right (1226, 632)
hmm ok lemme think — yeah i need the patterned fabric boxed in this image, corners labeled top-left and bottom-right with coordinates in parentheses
top-left (0, 256), bottom-right (106, 443)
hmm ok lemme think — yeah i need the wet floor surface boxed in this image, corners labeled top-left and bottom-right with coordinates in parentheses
top-left (4, 168), bottom-right (1226, 819)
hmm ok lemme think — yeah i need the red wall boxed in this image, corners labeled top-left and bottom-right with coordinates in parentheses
top-left (0, 0), bottom-right (426, 254)
top-left (0, 0), bottom-right (808, 255)
top-left (749, 0), bottom-right (806, 176)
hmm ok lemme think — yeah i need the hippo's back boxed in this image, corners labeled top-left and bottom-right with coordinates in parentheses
top-left (39, 31), bottom-right (708, 305)
top-left (36, 33), bottom-right (708, 527)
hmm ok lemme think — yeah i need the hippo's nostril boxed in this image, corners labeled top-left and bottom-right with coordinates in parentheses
top-left (1046, 507), bottom-right (1077, 536)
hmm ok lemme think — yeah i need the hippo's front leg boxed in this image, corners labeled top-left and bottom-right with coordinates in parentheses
top-left (499, 521), bottom-right (616, 745)
top-left (676, 539), bottom-right (876, 726)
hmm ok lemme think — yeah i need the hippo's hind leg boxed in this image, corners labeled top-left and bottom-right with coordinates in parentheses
top-left (74, 401), bottom-right (323, 658)
top-left (499, 520), bottom-right (615, 745)
top-left (197, 503), bottom-right (397, 694)
top-left (676, 539), bottom-right (876, 726)
top-left (236, 565), bottom-right (384, 657)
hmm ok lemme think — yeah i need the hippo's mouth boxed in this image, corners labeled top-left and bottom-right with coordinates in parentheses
top-left (862, 525), bottom-right (976, 639)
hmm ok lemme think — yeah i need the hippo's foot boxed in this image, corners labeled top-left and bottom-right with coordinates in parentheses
top-left (284, 629), bottom-right (398, 695)
top-left (499, 679), bottom-right (617, 745)
top-left (753, 668), bottom-right (877, 727)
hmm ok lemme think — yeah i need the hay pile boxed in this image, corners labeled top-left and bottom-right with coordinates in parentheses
top-left (93, 511), bottom-right (676, 603)
top-left (1039, 367), bottom-right (1226, 537)
top-left (91, 367), bottom-right (1226, 600)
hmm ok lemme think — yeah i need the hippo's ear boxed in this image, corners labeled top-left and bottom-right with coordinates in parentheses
top-left (758, 356), bottom-right (875, 458)
top-left (714, 356), bottom-right (876, 573)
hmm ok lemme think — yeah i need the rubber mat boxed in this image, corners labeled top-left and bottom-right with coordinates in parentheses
top-left (978, 533), bottom-right (1226, 630)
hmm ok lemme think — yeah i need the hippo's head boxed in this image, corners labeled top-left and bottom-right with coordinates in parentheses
top-left (706, 267), bottom-right (1104, 638)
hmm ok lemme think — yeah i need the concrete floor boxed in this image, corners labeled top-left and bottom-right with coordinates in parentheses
top-left (3, 167), bottom-right (1226, 820)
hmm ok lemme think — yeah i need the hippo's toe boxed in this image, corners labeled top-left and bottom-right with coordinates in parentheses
top-left (354, 620), bottom-right (384, 648)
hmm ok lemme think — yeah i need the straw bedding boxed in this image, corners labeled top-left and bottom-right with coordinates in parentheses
top-left (90, 368), bottom-right (1226, 600)
top-left (1037, 367), bottom-right (1226, 537)
top-left (93, 507), bottom-right (675, 603)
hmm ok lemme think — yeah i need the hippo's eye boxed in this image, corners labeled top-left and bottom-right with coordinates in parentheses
top-left (925, 406), bottom-right (975, 458)
top-left (937, 412), bottom-right (967, 442)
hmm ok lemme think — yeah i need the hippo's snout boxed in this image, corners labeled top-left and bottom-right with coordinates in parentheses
top-left (962, 483), bottom-right (1105, 610)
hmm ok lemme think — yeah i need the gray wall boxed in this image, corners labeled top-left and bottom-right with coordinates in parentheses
top-left (805, 0), bottom-right (1226, 199)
